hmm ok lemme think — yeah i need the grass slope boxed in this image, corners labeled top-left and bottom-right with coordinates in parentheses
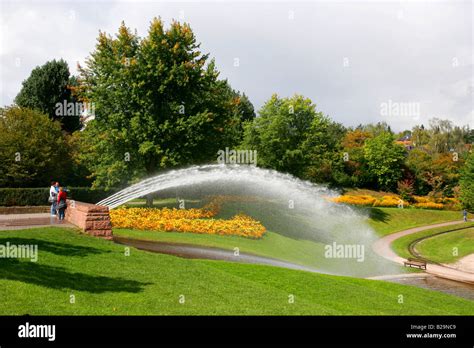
top-left (114, 207), bottom-right (466, 270)
top-left (114, 228), bottom-right (408, 277)
top-left (0, 227), bottom-right (473, 315)
top-left (114, 206), bottom-right (468, 277)
top-left (115, 229), bottom-right (326, 267)
top-left (391, 222), bottom-right (474, 263)
top-left (365, 208), bottom-right (466, 236)
top-left (417, 228), bottom-right (474, 264)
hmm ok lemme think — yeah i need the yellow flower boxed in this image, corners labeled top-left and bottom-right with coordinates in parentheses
top-left (110, 197), bottom-right (266, 238)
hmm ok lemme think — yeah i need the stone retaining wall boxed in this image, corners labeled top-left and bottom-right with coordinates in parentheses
top-left (65, 200), bottom-right (113, 240)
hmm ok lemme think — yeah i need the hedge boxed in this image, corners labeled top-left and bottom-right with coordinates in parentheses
top-left (0, 187), bottom-right (118, 206)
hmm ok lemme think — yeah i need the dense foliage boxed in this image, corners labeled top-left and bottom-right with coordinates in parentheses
top-left (14, 59), bottom-right (81, 132)
top-left (1, 19), bottom-right (472, 211)
top-left (241, 94), bottom-right (345, 183)
top-left (241, 95), bottom-right (471, 202)
top-left (76, 19), bottom-right (251, 189)
top-left (363, 132), bottom-right (406, 191)
top-left (0, 187), bottom-right (118, 206)
top-left (460, 152), bottom-right (474, 210)
top-left (0, 107), bottom-right (69, 187)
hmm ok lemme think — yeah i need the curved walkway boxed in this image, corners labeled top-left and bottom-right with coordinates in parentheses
top-left (372, 220), bottom-right (474, 284)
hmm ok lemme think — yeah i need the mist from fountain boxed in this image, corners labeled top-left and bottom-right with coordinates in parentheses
top-left (98, 164), bottom-right (400, 276)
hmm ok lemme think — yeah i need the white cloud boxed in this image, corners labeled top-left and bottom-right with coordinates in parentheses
top-left (1, 0), bottom-right (472, 131)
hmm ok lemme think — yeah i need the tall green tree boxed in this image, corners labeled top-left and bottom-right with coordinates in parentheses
top-left (465, 129), bottom-right (474, 144)
top-left (241, 93), bottom-right (346, 183)
top-left (364, 132), bottom-right (406, 191)
top-left (303, 119), bottom-right (346, 184)
top-left (405, 148), bottom-right (433, 195)
top-left (77, 19), bottom-right (247, 189)
top-left (14, 59), bottom-right (81, 132)
top-left (0, 107), bottom-right (69, 187)
top-left (241, 94), bottom-right (317, 176)
top-left (411, 125), bottom-right (430, 148)
top-left (340, 129), bottom-right (373, 187)
top-left (460, 152), bottom-right (474, 210)
top-left (236, 93), bottom-right (255, 124)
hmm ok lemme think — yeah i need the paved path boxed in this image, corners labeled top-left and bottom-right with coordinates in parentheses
top-left (372, 220), bottom-right (474, 284)
top-left (0, 213), bottom-right (74, 230)
top-left (452, 254), bottom-right (474, 273)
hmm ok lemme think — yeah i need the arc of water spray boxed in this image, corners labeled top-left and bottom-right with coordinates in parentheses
top-left (96, 164), bottom-right (333, 209)
top-left (97, 164), bottom-right (396, 277)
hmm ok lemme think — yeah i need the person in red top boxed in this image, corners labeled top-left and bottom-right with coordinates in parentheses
top-left (57, 187), bottom-right (68, 221)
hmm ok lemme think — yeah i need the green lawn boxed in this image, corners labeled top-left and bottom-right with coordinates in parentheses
top-left (0, 227), bottom-right (473, 315)
top-left (115, 229), bottom-right (327, 267)
top-left (114, 228), bottom-right (403, 277)
top-left (114, 207), bottom-right (467, 272)
top-left (391, 223), bottom-right (474, 263)
top-left (417, 228), bottom-right (474, 264)
top-left (364, 207), bottom-right (468, 236)
top-left (392, 222), bottom-right (474, 263)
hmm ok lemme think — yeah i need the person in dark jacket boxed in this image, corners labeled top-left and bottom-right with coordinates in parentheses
top-left (57, 187), bottom-right (68, 221)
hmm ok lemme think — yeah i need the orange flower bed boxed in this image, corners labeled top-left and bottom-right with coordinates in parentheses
top-left (414, 202), bottom-right (444, 210)
top-left (331, 195), bottom-right (376, 206)
top-left (111, 207), bottom-right (216, 221)
top-left (438, 197), bottom-right (460, 205)
top-left (413, 196), bottom-right (431, 204)
top-left (331, 192), bottom-right (465, 210)
top-left (110, 197), bottom-right (266, 239)
top-left (373, 195), bottom-right (409, 208)
top-left (331, 194), bottom-right (410, 208)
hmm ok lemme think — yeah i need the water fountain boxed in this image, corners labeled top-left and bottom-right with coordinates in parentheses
top-left (98, 164), bottom-right (400, 277)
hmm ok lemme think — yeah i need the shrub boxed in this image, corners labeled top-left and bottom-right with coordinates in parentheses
top-left (397, 179), bottom-right (414, 202)
top-left (0, 188), bottom-right (49, 206)
top-left (0, 187), bottom-right (118, 206)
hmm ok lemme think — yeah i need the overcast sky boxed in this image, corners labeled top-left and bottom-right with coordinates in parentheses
top-left (0, 0), bottom-right (472, 131)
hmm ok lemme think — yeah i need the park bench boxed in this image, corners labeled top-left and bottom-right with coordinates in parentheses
top-left (404, 258), bottom-right (427, 270)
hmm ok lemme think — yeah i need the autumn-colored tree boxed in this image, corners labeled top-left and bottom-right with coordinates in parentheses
top-left (397, 178), bottom-right (415, 202)
top-left (342, 129), bottom-right (372, 149)
top-left (77, 19), bottom-right (251, 191)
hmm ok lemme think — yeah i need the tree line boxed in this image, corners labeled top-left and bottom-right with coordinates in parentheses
top-left (0, 18), bottom-right (473, 209)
